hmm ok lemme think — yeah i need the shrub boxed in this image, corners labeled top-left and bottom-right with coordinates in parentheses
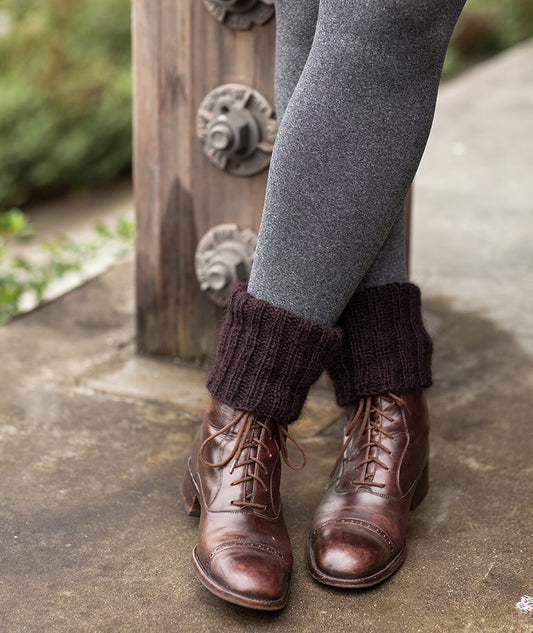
top-left (0, 208), bottom-right (134, 324)
top-left (445, 0), bottom-right (533, 75)
top-left (0, 0), bottom-right (132, 208)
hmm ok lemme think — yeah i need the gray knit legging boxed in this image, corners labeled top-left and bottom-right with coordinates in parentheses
top-left (247, 0), bottom-right (466, 326)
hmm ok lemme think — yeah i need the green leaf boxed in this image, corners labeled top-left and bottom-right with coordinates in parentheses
top-left (0, 209), bottom-right (28, 236)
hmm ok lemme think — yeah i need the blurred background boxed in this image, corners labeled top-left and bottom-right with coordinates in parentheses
top-left (1, 0), bottom-right (533, 209)
top-left (0, 0), bottom-right (132, 210)
top-left (0, 0), bottom-right (532, 323)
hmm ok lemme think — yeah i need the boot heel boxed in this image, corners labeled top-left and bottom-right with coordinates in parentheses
top-left (410, 462), bottom-right (429, 510)
top-left (181, 461), bottom-right (201, 517)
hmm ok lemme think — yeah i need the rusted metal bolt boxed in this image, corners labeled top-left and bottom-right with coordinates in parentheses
top-left (200, 250), bottom-right (246, 293)
top-left (207, 121), bottom-right (235, 151)
top-left (195, 224), bottom-right (257, 306)
top-left (206, 109), bottom-right (256, 158)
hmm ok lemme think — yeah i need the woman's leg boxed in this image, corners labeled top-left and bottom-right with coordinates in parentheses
top-left (273, 0), bottom-right (430, 404)
top-left (275, 0), bottom-right (408, 293)
top-left (274, 0), bottom-right (408, 294)
top-left (183, 6), bottom-right (344, 611)
top-left (273, 0), bottom-right (319, 123)
top-left (259, 0), bottom-right (466, 588)
top-left (249, 0), bottom-right (465, 325)
top-left (267, 0), bottom-right (465, 588)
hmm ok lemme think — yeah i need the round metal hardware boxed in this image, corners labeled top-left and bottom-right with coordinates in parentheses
top-left (197, 84), bottom-right (277, 177)
top-left (202, 0), bottom-right (274, 30)
top-left (195, 224), bottom-right (257, 306)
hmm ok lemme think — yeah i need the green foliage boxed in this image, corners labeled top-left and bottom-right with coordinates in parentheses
top-left (0, 209), bottom-right (134, 324)
top-left (0, 208), bottom-right (32, 237)
top-left (445, 0), bottom-right (533, 76)
top-left (0, 0), bottom-right (132, 209)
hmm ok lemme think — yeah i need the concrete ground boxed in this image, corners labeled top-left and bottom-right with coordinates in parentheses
top-left (1, 41), bottom-right (532, 633)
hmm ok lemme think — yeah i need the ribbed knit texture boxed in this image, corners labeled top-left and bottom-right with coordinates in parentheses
top-left (328, 283), bottom-right (433, 406)
top-left (206, 283), bottom-right (342, 425)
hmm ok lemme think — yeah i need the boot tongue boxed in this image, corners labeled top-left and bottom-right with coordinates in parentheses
top-left (365, 398), bottom-right (382, 482)
top-left (208, 400), bottom-right (244, 433)
top-left (361, 396), bottom-right (395, 484)
top-left (243, 425), bottom-right (262, 501)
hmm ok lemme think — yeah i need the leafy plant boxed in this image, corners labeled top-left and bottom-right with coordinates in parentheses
top-left (0, 0), bottom-right (132, 209)
top-left (0, 209), bottom-right (134, 324)
top-left (444, 0), bottom-right (533, 76)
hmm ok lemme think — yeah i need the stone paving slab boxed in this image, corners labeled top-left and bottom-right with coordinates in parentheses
top-left (1, 267), bottom-right (532, 633)
top-left (413, 39), bottom-right (533, 354)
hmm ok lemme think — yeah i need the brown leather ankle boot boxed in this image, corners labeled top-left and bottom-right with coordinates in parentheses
top-left (181, 398), bottom-right (305, 610)
top-left (306, 390), bottom-right (429, 587)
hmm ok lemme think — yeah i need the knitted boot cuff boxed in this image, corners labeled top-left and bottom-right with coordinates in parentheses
top-left (206, 283), bottom-right (342, 425)
top-left (327, 282), bottom-right (433, 406)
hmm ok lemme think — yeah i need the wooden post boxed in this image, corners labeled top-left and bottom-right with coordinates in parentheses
top-left (405, 187), bottom-right (412, 277)
top-left (133, 0), bottom-right (275, 363)
top-left (132, 1), bottom-right (413, 363)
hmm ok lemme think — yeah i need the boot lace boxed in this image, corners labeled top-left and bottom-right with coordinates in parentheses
top-left (330, 393), bottom-right (408, 487)
top-left (199, 411), bottom-right (306, 510)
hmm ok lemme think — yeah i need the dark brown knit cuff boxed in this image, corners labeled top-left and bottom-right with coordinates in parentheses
top-left (206, 283), bottom-right (342, 425)
top-left (327, 283), bottom-right (433, 406)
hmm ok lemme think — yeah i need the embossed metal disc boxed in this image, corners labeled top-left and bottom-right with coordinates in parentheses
top-left (195, 224), bottom-right (258, 306)
top-left (197, 83), bottom-right (277, 177)
top-left (202, 0), bottom-right (275, 30)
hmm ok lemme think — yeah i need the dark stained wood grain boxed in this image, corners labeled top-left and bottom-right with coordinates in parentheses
top-left (133, 1), bottom-right (413, 362)
top-left (133, 0), bottom-right (275, 363)
top-left (405, 187), bottom-right (412, 277)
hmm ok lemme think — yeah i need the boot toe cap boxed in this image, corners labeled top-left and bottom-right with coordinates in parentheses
top-left (309, 521), bottom-right (393, 584)
top-left (196, 545), bottom-right (291, 606)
